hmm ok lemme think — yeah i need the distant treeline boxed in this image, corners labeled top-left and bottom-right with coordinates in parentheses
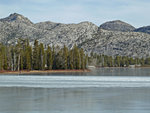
top-left (0, 39), bottom-right (88, 71)
top-left (89, 52), bottom-right (150, 67)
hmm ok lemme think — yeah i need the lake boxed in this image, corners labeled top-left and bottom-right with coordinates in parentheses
top-left (0, 68), bottom-right (150, 113)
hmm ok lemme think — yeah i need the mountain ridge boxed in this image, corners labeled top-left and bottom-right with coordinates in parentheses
top-left (0, 13), bottom-right (150, 58)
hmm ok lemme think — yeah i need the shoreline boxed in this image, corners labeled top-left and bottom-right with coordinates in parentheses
top-left (0, 69), bottom-right (91, 75)
top-left (95, 66), bottom-right (150, 68)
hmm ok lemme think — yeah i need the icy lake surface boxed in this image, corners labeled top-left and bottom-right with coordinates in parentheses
top-left (1, 68), bottom-right (150, 113)
top-left (1, 75), bottom-right (150, 88)
top-left (0, 68), bottom-right (150, 88)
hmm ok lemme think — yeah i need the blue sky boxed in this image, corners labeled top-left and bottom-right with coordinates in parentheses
top-left (0, 0), bottom-right (150, 27)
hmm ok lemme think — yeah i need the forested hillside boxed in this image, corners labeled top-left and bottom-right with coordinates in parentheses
top-left (0, 39), bottom-right (88, 71)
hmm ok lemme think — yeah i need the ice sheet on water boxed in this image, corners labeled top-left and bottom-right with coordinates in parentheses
top-left (0, 75), bottom-right (150, 88)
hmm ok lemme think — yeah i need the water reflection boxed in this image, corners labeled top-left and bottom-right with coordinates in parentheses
top-left (89, 68), bottom-right (150, 76)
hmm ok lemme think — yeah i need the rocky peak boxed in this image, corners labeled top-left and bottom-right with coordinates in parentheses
top-left (0, 13), bottom-right (33, 25)
top-left (99, 20), bottom-right (135, 32)
top-left (134, 26), bottom-right (150, 34)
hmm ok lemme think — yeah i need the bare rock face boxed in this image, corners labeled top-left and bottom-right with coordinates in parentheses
top-left (35, 21), bottom-right (62, 31)
top-left (134, 26), bottom-right (150, 34)
top-left (35, 21), bottom-right (98, 48)
top-left (1, 13), bottom-right (150, 58)
top-left (79, 29), bottom-right (150, 58)
top-left (99, 20), bottom-right (135, 32)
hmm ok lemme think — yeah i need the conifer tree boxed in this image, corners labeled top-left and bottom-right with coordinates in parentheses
top-left (26, 46), bottom-right (32, 70)
top-left (63, 45), bottom-right (68, 69)
top-left (80, 48), bottom-right (85, 69)
top-left (0, 45), bottom-right (8, 70)
top-left (33, 40), bottom-right (39, 70)
top-left (46, 46), bottom-right (53, 70)
top-left (73, 45), bottom-right (80, 69)
top-left (115, 56), bottom-right (121, 67)
top-left (20, 50), bottom-right (24, 70)
top-left (84, 54), bottom-right (88, 69)
top-left (55, 49), bottom-right (63, 69)
top-left (129, 57), bottom-right (135, 65)
top-left (140, 58), bottom-right (145, 66)
top-left (145, 57), bottom-right (150, 65)
top-left (68, 50), bottom-right (74, 69)
top-left (0, 44), bottom-right (3, 70)
top-left (10, 46), bottom-right (16, 71)
top-left (15, 40), bottom-right (22, 71)
top-left (39, 43), bottom-right (45, 70)
top-left (52, 45), bottom-right (56, 69)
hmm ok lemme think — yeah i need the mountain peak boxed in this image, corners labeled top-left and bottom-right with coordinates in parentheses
top-left (0, 13), bottom-right (33, 25)
top-left (99, 20), bottom-right (135, 32)
top-left (9, 13), bottom-right (24, 20)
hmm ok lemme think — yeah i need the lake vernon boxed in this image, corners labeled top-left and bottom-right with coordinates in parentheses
top-left (0, 68), bottom-right (150, 113)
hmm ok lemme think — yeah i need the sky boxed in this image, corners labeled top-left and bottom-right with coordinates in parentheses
top-left (0, 0), bottom-right (150, 28)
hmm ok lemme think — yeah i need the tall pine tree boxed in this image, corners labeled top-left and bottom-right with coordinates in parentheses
top-left (39, 43), bottom-right (45, 70)
top-left (46, 46), bottom-right (53, 70)
top-left (33, 40), bottom-right (39, 70)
